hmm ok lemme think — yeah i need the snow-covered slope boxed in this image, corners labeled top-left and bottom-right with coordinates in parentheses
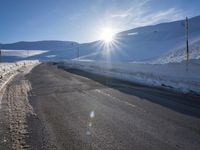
top-left (150, 40), bottom-right (200, 64)
top-left (76, 15), bottom-right (200, 62)
top-left (1, 15), bottom-right (200, 63)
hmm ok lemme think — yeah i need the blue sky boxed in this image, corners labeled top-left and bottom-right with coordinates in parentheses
top-left (0, 0), bottom-right (200, 43)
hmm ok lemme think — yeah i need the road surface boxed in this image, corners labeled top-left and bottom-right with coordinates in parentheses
top-left (1, 63), bottom-right (200, 150)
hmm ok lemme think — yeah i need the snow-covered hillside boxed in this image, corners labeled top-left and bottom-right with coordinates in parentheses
top-left (75, 15), bottom-right (200, 62)
top-left (1, 15), bottom-right (200, 63)
top-left (150, 40), bottom-right (200, 64)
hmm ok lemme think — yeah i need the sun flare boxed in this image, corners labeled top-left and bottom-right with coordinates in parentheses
top-left (100, 27), bottom-right (115, 43)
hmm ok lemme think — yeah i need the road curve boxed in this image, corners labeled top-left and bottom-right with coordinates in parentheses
top-left (2, 63), bottom-right (200, 150)
top-left (26, 63), bottom-right (200, 150)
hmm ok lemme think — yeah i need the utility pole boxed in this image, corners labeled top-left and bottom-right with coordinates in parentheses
top-left (185, 17), bottom-right (189, 62)
top-left (27, 49), bottom-right (29, 58)
top-left (0, 49), bottom-right (2, 79)
top-left (0, 49), bottom-right (2, 63)
top-left (77, 46), bottom-right (79, 60)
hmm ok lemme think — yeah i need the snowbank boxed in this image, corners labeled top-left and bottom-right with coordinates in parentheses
top-left (0, 60), bottom-right (39, 109)
top-left (60, 60), bottom-right (200, 94)
top-left (0, 60), bottom-right (39, 91)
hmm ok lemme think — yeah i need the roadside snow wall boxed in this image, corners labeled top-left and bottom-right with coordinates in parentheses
top-left (60, 60), bottom-right (200, 94)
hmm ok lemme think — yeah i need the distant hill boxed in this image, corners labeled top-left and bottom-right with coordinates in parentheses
top-left (0, 40), bottom-right (78, 51)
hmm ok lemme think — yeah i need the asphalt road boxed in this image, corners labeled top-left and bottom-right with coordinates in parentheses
top-left (3, 63), bottom-right (200, 150)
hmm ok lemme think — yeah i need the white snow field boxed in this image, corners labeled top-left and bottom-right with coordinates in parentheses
top-left (1, 50), bottom-right (47, 58)
top-left (0, 60), bottom-right (39, 108)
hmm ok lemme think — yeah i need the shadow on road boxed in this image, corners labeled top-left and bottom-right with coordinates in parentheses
top-left (59, 66), bottom-right (200, 119)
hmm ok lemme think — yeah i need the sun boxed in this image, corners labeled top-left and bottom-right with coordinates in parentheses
top-left (100, 27), bottom-right (115, 43)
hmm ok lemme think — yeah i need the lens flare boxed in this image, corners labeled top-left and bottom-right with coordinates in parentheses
top-left (100, 27), bottom-right (115, 43)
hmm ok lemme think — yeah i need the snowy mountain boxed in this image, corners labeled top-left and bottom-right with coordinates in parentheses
top-left (1, 15), bottom-right (200, 63)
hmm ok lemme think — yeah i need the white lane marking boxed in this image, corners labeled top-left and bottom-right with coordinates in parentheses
top-left (94, 89), bottom-right (136, 108)
top-left (90, 111), bottom-right (95, 118)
